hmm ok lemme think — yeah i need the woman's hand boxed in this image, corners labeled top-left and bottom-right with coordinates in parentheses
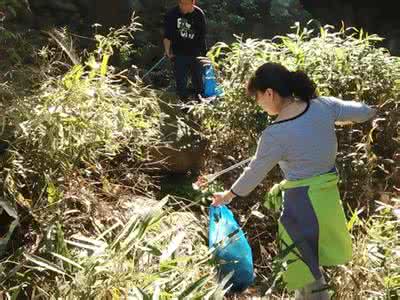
top-left (211, 190), bottom-right (236, 206)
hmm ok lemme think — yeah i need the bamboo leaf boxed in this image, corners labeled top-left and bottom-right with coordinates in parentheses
top-left (100, 54), bottom-right (110, 76)
top-left (50, 252), bottom-right (84, 270)
top-left (160, 230), bottom-right (186, 262)
top-left (24, 254), bottom-right (68, 276)
top-left (178, 276), bottom-right (209, 299)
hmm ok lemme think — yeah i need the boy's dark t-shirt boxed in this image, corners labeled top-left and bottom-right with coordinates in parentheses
top-left (164, 5), bottom-right (206, 56)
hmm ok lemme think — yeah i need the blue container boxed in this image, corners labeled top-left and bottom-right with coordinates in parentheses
top-left (203, 65), bottom-right (224, 98)
top-left (209, 205), bottom-right (254, 293)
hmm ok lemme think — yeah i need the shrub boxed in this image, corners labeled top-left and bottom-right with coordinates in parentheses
top-left (195, 23), bottom-right (399, 206)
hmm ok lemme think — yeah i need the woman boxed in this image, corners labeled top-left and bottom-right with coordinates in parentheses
top-left (208, 62), bottom-right (376, 299)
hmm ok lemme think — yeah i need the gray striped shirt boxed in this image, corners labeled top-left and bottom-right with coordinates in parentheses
top-left (231, 96), bottom-right (376, 196)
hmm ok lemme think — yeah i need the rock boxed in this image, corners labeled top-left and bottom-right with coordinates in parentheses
top-left (148, 140), bottom-right (208, 175)
top-left (145, 92), bottom-right (209, 175)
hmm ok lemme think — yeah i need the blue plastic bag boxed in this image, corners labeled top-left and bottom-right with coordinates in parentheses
top-left (209, 205), bottom-right (254, 293)
top-left (203, 65), bottom-right (224, 98)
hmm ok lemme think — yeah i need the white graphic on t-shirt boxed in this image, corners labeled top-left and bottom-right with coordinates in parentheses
top-left (177, 18), bottom-right (195, 39)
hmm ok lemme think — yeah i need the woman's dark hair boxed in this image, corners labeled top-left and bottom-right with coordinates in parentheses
top-left (247, 62), bottom-right (317, 103)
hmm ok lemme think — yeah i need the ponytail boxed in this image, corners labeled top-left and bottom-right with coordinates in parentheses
top-left (289, 70), bottom-right (317, 103)
top-left (247, 63), bottom-right (317, 103)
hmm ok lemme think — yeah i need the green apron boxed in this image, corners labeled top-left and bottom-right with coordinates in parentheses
top-left (265, 172), bottom-right (352, 291)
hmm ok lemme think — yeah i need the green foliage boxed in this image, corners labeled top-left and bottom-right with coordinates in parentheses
top-left (201, 0), bottom-right (264, 42)
top-left (0, 0), bottom-right (28, 17)
top-left (190, 23), bottom-right (400, 297)
top-left (196, 23), bottom-right (399, 205)
top-left (0, 25), bottom-right (34, 66)
top-left (0, 14), bottom-right (223, 297)
top-left (0, 18), bottom-right (161, 209)
top-left (1, 11), bottom-right (399, 299)
top-left (330, 200), bottom-right (400, 298)
top-left (1, 198), bottom-right (226, 299)
top-left (0, 15), bottom-right (224, 299)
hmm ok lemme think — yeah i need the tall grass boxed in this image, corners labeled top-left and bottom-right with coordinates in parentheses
top-left (1, 17), bottom-right (399, 299)
top-left (0, 17), bottom-right (161, 222)
top-left (0, 15), bottom-right (227, 300)
top-left (330, 199), bottom-right (400, 298)
top-left (195, 22), bottom-right (399, 206)
top-left (1, 197), bottom-right (225, 299)
top-left (192, 23), bottom-right (399, 298)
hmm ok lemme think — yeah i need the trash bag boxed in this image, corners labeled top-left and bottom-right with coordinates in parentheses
top-left (203, 64), bottom-right (224, 98)
top-left (209, 205), bottom-right (254, 293)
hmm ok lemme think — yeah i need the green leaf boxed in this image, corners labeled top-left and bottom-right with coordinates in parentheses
top-left (24, 254), bottom-right (68, 277)
top-left (178, 275), bottom-right (209, 299)
top-left (347, 208), bottom-right (364, 231)
top-left (47, 181), bottom-right (61, 205)
top-left (50, 252), bottom-right (84, 270)
top-left (100, 54), bottom-right (110, 76)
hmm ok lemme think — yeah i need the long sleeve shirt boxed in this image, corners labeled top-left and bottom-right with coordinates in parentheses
top-left (231, 96), bottom-right (376, 196)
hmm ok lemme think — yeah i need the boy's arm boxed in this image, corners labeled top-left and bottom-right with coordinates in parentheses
top-left (163, 13), bottom-right (174, 58)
